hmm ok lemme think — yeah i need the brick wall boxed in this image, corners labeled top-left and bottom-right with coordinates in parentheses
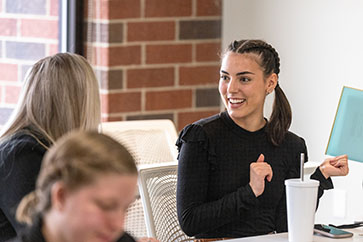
top-left (0, 0), bottom-right (59, 125)
top-left (86, 0), bottom-right (222, 131)
top-left (0, 0), bottom-right (222, 131)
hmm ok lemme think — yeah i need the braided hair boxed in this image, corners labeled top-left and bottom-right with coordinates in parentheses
top-left (226, 39), bottom-right (292, 146)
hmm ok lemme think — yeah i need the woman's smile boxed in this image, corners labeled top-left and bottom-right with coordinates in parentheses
top-left (219, 52), bottom-right (268, 130)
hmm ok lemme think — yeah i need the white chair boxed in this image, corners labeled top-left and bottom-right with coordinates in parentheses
top-left (138, 162), bottom-right (194, 242)
top-left (100, 119), bottom-right (178, 165)
top-left (100, 119), bottom-right (179, 239)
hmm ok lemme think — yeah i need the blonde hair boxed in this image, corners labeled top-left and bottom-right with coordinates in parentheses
top-left (0, 53), bottom-right (101, 146)
top-left (16, 131), bottom-right (138, 224)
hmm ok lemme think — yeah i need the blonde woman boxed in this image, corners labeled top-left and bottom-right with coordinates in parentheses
top-left (0, 53), bottom-right (101, 241)
top-left (11, 131), bottom-right (139, 242)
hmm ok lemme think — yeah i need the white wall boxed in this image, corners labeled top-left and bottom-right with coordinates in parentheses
top-left (223, 0), bottom-right (363, 224)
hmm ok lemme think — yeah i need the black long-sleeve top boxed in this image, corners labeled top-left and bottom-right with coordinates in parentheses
top-left (6, 216), bottom-right (137, 242)
top-left (0, 130), bottom-right (48, 242)
top-left (176, 112), bottom-right (333, 239)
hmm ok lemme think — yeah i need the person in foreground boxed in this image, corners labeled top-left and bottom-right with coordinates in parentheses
top-left (7, 131), bottom-right (138, 242)
top-left (0, 52), bottom-right (101, 241)
top-left (176, 39), bottom-right (349, 241)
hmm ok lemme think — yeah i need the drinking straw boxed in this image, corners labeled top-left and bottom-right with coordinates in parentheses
top-left (300, 153), bottom-right (304, 182)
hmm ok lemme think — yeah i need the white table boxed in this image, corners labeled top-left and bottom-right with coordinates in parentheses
top-left (219, 228), bottom-right (363, 241)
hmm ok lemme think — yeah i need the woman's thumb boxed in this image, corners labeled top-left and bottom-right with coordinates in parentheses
top-left (257, 154), bottom-right (265, 162)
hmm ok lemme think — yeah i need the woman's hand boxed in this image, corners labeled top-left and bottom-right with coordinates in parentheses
top-left (249, 154), bottom-right (273, 197)
top-left (319, 154), bottom-right (349, 179)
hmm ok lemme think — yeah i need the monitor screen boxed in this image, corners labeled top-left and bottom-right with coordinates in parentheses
top-left (326, 86), bottom-right (363, 163)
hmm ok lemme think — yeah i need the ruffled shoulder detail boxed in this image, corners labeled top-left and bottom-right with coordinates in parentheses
top-left (176, 124), bottom-right (217, 169)
top-left (176, 124), bottom-right (207, 145)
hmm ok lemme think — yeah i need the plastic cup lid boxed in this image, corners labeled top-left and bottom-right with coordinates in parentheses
top-left (285, 178), bottom-right (320, 187)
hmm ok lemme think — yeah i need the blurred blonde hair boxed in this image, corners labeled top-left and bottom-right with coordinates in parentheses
top-left (16, 131), bottom-right (138, 224)
top-left (0, 53), bottom-right (101, 147)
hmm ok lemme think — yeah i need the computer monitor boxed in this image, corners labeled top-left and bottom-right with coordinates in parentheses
top-left (326, 86), bottom-right (363, 163)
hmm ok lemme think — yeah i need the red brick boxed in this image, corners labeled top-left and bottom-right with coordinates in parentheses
top-left (197, 0), bottom-right (222, 16)
top-left (101, 94), bottom-right (108, 113)
top-left (49, 44), bottom-right (59, 56)
top-left (102, 116), bottom-right (123, 122)
top-left (146, 89), bottom-right (192, 110)
top-left (99, 0), bottom-right (106, 19)
top-left (92, 0), bottom-right (104, 19)
top-left (101, 92), bottom-right (141, 113)
top-left (99, 0), bottom-right (108, 19)
top-left (0, 18), bottom-right (17, 36)
top-left (109, 45), bottom-right (141, 66)
top-left (50, 0), bottom-right (59, 16)
top-left (0, 63), bottom-right (18, 81)
top-left (100, 0), bottom-right (141, 19)
top-left (180, 65), bottom-right (220, 85)
top-left (196, 42), bottom-right (221, 62)
top-left (90, 46), bottom-right (108, 66)
top-left (127, 21), bottom-right (175, 42)
top-left (21, 19), bottom-right (58, 39)
top-left (5, 85), bottom-right (21, 104)
top-left (84, 0), bottom-right (89, 18)
top-left (179, 20), bottom-right (221, 40)
top-left (92, 46), bottom-right (141, 67)
top-left (146, 44), bottom-right (192, 64)
top-left (178, 109), bottom-right (219, 130)
top-left (145, 0), bottom-right (192, 17)
top-left (127, 67), bottom-right (174, 88)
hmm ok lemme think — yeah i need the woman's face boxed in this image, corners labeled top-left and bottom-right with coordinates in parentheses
top-left (219, 52), bottom-right (276, 129)
top-left (55, 174), bottom-right (138, 242)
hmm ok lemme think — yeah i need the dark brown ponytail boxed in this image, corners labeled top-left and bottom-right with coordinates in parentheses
top-left (267, 85), bottom-right (292, 145)
top-left (225, 39), bottom-right (292, 146)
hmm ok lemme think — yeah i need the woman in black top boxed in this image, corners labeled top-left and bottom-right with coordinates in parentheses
top-left (0, 53), bottom-right (101, 241)
top-left (176, 39), bottom-right (349, 240)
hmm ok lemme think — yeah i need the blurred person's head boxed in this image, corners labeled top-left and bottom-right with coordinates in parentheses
top-left (17, 131), bottom-right (138, 242)
top-left (0, 52), bottom-right (101, 146)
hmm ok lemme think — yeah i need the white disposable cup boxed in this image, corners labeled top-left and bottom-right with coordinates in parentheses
top-left (285, 178), bottom-right (319, 242)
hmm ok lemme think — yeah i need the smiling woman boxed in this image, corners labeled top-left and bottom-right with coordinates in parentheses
top-left (175, 39), bottom-right (349, 241)
top-left (219, 52), bottom-right (276, 133)
top-left (218, 40), bottom-right (290, 145)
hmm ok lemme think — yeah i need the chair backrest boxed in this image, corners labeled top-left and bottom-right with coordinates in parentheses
top-left (138, 162), bottom-right (194, 242)
top-left (100, 119), bottom-right (178, 165)
top-left (100, 119), bottom-right (179, 239)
